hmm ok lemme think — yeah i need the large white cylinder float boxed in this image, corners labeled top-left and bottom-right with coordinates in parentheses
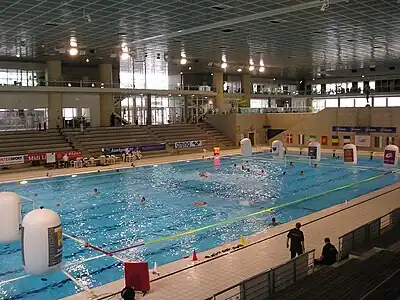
top-left (383, 144), bottom-right (399, 168)
top-left (22, 209), bottom-right (62, 275)
top-left (308, 141), bottom-right (321, 162)
top-left (343, 143), bottom-right (358, 165)
top-left (240, 138), bottom-right (252, 157)
top-left (0, 192), bottom-right (21, 244)
top-left (271, 140), bottom-right (284, 156)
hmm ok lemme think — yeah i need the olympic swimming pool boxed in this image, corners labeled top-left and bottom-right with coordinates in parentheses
top-left (0, 153), bottom-right (399, 299)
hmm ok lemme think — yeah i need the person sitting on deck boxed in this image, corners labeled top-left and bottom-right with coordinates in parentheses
top-left (314, 237), bottom-right (338, 266)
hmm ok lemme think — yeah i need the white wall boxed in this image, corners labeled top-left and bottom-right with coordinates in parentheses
top-left (0, 92), bottom-right (101, 127)
top-left (0, 92), bottom-right (48, 108)
top-left (62, 94), bottom-right (100, 127)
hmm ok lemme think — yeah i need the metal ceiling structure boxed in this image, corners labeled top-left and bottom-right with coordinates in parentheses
top-left (0, 0), bottom-right (399, 77)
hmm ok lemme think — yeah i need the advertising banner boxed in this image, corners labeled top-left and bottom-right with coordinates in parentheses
top-left (355, 135), bottom-right (371, 147)
top-left (0, 155), bottom-right (25, 166)
top-left (102, 144), bottom-right (166, 155)
top-left (384, 150), bottom-right (396, 165)
top-left (332, 136), bottom-right (339, 146)
top-left (26, 153), bottom-right (46, 161)
top-left (308, 146), bottom-right (317, 159)
top-left (174, 140), bottom-right (203, 149)
top-left (344, 149), bottom-right (354, 163)
top-left (55, 151), bottom-right (82, 160)
top-left (332, 126), bottom-right (396, 133)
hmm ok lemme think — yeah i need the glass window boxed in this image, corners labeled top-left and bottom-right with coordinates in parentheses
top-left (62, 108), bottom-right (76, 120)
top-left (355, 98), bottom-right (368, 107)
top-left (369, 81), bottom-right (375, 90)
top-left (388, 97), bottom-right (400, 107)
top-left (325, 98), bottom-right (338, 107)
top-left (340, 98), bottom-right (354, 107)
top-left (373, 97), bottom-right (386, 107)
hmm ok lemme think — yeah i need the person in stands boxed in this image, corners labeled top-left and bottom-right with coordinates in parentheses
top-left (287, 222), bottom-right (305, 259)
top-left (314, 237), bottom-right (338, 265)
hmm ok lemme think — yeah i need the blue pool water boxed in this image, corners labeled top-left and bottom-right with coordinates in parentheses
top-left (0, 153), bottom-right (399, 299)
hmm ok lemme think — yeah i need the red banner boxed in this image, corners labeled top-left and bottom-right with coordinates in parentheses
top-left (26, 151), bottom-right (82, 161)
top-left (55, 151), bottom-right (82, 160)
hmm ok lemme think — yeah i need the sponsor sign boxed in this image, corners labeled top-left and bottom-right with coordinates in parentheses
top-left (26, 153), bottom-right (46, 161)
top-left (55, 151), bottom-right (82, 160)
top-left (321, 136), bottom-right (328, 146)
top-left (0, 155), bottom-right (25, 166)
top-left (308, 146), bottom-right (317, 159)
top-left (102, 144), bottom-right (166, 155)
top-left (174, 140), bottom-right (203, 149)
top-left (384, 150), bottom-right (396, 165)
top-left (355, 135), bottom-right (371, 147)
top-left (344, 149), bottom-right (354, 163)
top-left (332, 126), bottom-right (396, 133)
top-left (27, 151), bottom-right (83, 162)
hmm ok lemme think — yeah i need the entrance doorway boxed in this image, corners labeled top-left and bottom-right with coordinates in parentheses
top-left (248, 132), bottom-right (255, 146)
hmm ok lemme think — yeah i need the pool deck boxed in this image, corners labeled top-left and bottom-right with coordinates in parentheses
top-left (0, 147), bottom-right (397, 300)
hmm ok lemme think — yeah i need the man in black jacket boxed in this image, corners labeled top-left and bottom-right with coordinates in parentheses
top-left (287, 222), bottom-right (305, 259)
top-left (314, 237), bottom-right (338, 265)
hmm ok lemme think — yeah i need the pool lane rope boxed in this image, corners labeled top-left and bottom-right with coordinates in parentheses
top-left (64, 172), bottom-right (390, 257)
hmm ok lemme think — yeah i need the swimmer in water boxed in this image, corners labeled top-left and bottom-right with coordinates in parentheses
top-left (283, 171), bottom-right (287, 175)
top-left (300, 171), bottom-right (304, 176)
top-left (312, 164), bottom-right (318, 168)
top-left (140, 197), bottom-right (146, 205)
top-left (289, 162), bottom-right (294, 167)
top-left (199, 172), bottom-right (208, 178)
top-left (234, 164), bottom-right (237, 167)
top-left (269, 217), bottom-right (280, 226)
top-left (194, 201), bottom-right (207, 207)
top-left (40, 206), bottom-right (44, 209)
top-left (93, 188), bottom-right (100, 195)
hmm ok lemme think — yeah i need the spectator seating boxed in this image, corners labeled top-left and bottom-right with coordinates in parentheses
top-left (63, 126), bottom-right (168, 158)
top-left (198, 123), bottom-right (236, 148)
top-left (0, 129), bottom-right (74, 157)
top-left (267, 249), bottom-right (400, 300)
top-left (149, 123), bottom-right (236, 153)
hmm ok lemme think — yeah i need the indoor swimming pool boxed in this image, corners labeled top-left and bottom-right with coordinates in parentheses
top-left (0, 153), bottom-right (398, 299)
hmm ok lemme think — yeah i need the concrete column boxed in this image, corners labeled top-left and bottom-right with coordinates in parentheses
top-left (99, 63), bottom-right (114, 126)
top-left (47, 60), bottom-right (62, 129)
top-left (212, 69), bottom-right (224, 111)
top-left (184, 95), bottom-right (189, 122)
top-left (241, 71), bottom-right (251, 107)
top-left (146, 94), bottom-right (152, 125)
top-left (338, 97), bottom-right (341, 108)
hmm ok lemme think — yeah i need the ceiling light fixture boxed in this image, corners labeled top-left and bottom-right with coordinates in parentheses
top-left (120, 52), bottom-right (130, 60)
top-left (320, 0), bottom-right (329, 11)
top-left (237, 68), bottom-right (242, 72)
top-left (221, 62), bottom-right (227, 69)
top-left (259, 66), bottom-right (265, 73)
top-left (180, 57), bottom-right (187, 65)
top-left (69, 48), bottom-right (78, 56)
top-left (249, 65), bottom-right (255, 71)
top-left (188, 66), bottom-right (192, 70)
top-left (86, 58), bottom-right (89, 63)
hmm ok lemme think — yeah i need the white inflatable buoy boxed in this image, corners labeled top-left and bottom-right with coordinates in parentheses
top-left (271, 140), bottom-right (284, 158)
top-left (0, 192), bottom-right (21, 244)
top-left (22, 209), bottom-right (62, 275)
top-left (343, 143), bottom-right (358, 165)
top-left (383, 144), bottom-right (399, 168)
top-left (308, 141), bottom-right (321, 162)
top-left (240, 138), bottom-right (252, 157)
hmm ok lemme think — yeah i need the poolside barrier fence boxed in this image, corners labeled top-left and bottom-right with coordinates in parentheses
top-left (205, 250), bottom-right (315, 300)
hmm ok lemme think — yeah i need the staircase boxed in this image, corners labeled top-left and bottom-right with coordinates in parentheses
top-left (198, 123), bottom-right (237, 149)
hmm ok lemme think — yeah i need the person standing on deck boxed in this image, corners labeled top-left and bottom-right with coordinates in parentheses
top-left (287, 222), bottom-right (305, 259)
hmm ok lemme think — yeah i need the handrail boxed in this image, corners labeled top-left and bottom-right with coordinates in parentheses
top-left (338, 207), bottom-right (400, 260)
top-left (208, 250), bottom-right (315, 300)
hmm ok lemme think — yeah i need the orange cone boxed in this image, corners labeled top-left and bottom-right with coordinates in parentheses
top-left (192, 250), bottom-right (198, 261)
